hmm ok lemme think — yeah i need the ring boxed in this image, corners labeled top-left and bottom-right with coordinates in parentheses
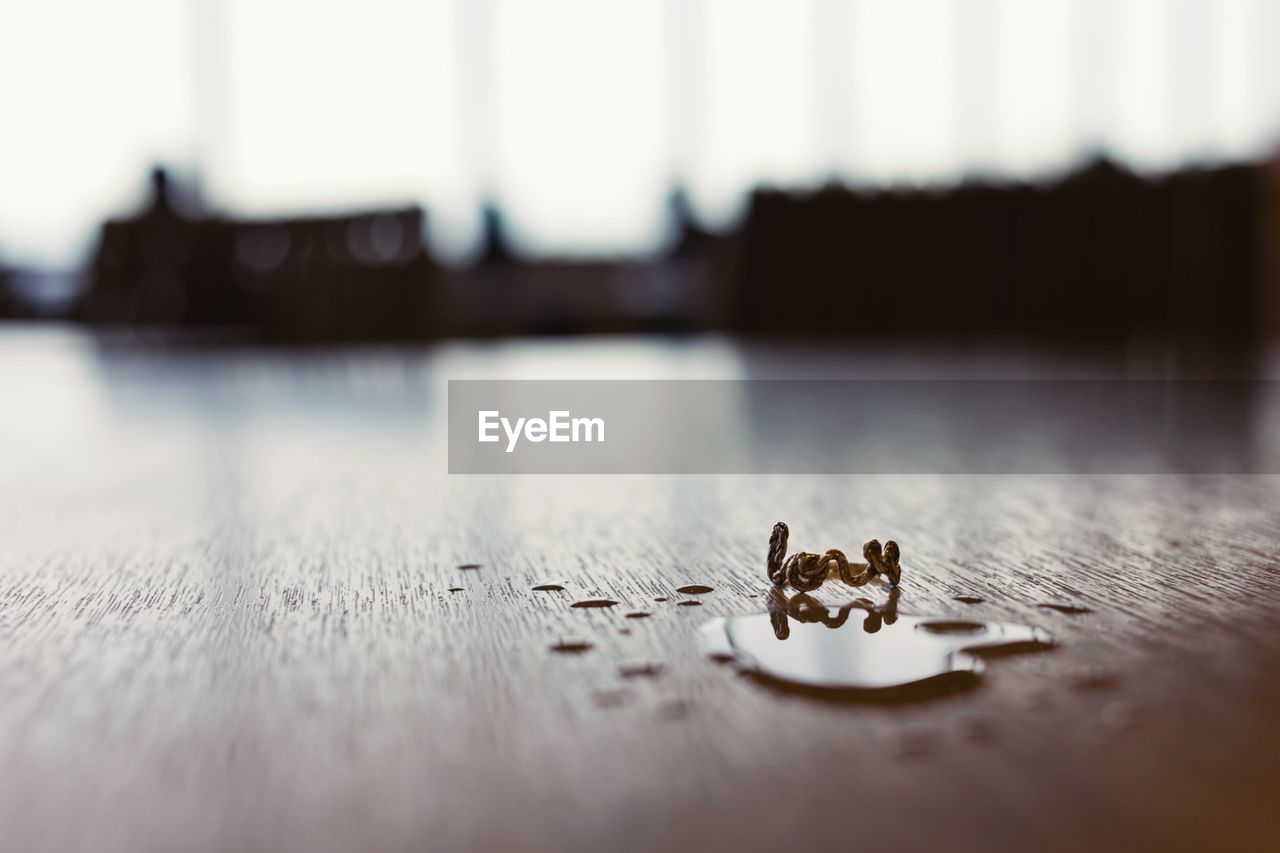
top-left (766, 521), bottom-right (901, 590)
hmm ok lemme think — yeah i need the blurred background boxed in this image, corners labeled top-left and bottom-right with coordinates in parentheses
top-left (4, 10), bottom-right (1280, 851)
top-left (2, 0), bottom-right (1280, 349)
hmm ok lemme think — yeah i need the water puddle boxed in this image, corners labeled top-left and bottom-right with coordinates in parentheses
top-left (701, 589), bottom-right (1052, 702)
top-left (533, 584), bottom-right (566, 592)
top-left (571, 599), bottom-right (619, 609)
top-left (677, 585), bottom-right (714, 595)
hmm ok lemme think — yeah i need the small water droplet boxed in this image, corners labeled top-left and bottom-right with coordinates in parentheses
top-left (1038, 603), bottom-right (1092, 615)
top-left (654, 597), bottom-right (669, 602)
top-left (571, 599), bottom-right (618, 609)
top-left (953, 595), bottom-right (985, 605)
top-left (701, 589), bottom-right (1052, 700)
top-left (448, 587), bottom-right (464, 592)
top-left (458, 564), bottom-right (482, 571)
top-left (677, 600), bottom-right (703, 607)
top-left (549, 641), bottom-right (593, 654)
top-left (677, 585), bottom-right (714, 595)
top-left (918, 620), bottom-right (987, 635)
top-left (625, 612), bottom-right (651, 619)
top-left (533, 584), bottom-right (565, 592)
top-left (619, 664), bottom-right (664, 679)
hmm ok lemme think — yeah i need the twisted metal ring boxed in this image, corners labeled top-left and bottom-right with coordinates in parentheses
top-left (766, 521), bottom-right (901, 590)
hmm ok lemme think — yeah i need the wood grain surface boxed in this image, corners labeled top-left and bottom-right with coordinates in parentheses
top-left (1, 329), bottom-right (1278, 853)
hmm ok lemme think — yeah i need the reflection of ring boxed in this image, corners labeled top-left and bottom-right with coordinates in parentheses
top-left (766, 522), bottom-right (902, 590)
top-left (766, 586), bottom-right (901, 641)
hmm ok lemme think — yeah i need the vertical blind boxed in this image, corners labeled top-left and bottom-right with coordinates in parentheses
top-left (1, 0), bottom-right (1278, 267)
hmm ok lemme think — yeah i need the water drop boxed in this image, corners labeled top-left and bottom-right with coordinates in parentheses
top-left (677, 585), bottom-right (714, 595)
top-left (533, 584), bottom-right (565, 592)
top-left (918, 620), bottom-right (987, 635)
top-left (654, 597), bottom-right (669, 602)
top-left (448, 587), bottom-right (464, 592)
top-left (458, 563), bottom-right (482, 571)
top-left (625, 612), bottom-right (651, 619)
top-left (953, 595), bottom-right (985, 605)
top-left (549, 641), bottom-right (593, 654)
top-left (1038, 603), bottom-right (1092, 615)
top-left (677, 600), bottom-right (703, 607)
top-left (701, 589), bottom-right (1052, 700)
top-left (571, 599), bottom-right (618, 609)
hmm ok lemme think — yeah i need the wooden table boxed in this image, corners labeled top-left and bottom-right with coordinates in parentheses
top-left (1, 329), bottom-right (1277, 852)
